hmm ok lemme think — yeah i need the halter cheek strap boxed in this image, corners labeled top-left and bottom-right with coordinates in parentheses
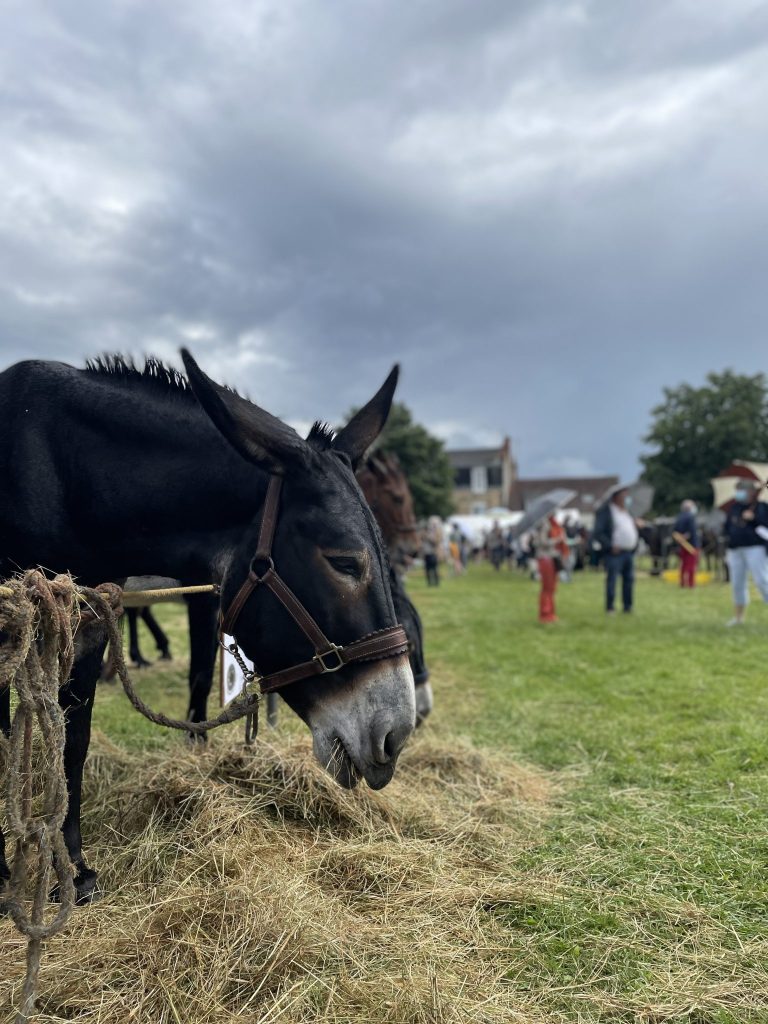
top-left (220, 475), bottom-right (409, 694)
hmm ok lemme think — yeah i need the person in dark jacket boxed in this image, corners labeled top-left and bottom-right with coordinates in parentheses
top-left (673, 499), bottom-right (700, 588)
top-left (593, 485), bottom-right (639, 613)
top-left (723, 479), bottom-right (768, 625)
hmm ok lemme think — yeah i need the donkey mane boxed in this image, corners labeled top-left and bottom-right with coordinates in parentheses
top-left (85, 358), bottom-right (340, 453)
top-left (84, 354), bottom-right (196, 401)
top-left (307, 421), bottom-right (336, 450)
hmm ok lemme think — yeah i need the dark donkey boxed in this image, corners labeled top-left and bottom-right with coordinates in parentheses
top-left (177, 451), bottom-right (433, 729)
top-left (0, 352), bottom-right (415, 903)
top-left (126, 451), bottom-right (431, 723)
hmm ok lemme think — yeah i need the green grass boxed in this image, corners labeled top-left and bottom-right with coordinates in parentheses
top-left (414, 564), bottom-right (768, 1021)
top-left (88, 564), bottom-right (768, 1022)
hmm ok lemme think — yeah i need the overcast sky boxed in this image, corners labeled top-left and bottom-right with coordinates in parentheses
top-left (2, 1), bottom-right (767, 480)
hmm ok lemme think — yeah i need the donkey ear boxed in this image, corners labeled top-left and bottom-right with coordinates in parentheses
top-left (334, 365), bottom-right (399, 469)
top-left (181, 348), bottom-right (309, 471)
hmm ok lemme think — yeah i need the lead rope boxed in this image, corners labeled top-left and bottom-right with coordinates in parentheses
top-left (0, 572), bottom-right (81, 1024)
top-left (83, 588), bottom-right (262, 737)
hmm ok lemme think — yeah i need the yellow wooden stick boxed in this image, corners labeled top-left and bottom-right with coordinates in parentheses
top-left (120, 584), bottom-right (218, 606)
top-left (672, 531), bottom-right (696, 555)
top-left (0, 582), bottom-right (218, 604)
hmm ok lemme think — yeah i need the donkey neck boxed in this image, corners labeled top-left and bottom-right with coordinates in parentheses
top-left (1, 361), bottom-right (271, 583)
top-left (84, 405), bottom-right (269, 582)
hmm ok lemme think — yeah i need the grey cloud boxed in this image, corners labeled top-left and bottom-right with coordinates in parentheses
top-left (1, 0), bottom-right (768, 477)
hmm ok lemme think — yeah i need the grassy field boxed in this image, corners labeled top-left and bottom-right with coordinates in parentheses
top-left (4, 562), bottom-right (768, 1022)
top-left (415, 564), bottom-right (768, 1021)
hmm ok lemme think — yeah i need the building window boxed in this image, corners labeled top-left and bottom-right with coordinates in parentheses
top-left (471, 466), bottom-right (487, 494)
top-left (454, 467), bottom-right (471, 488)
top-left (487, 465), bottom-right (502, 487)
top-left (471, 501), bottom-right (487, 514)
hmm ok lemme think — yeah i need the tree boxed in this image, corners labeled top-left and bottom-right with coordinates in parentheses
top-left (641, 371), bottom-right (768, 513)
top-left (347, 402), bottom-right (455, 518)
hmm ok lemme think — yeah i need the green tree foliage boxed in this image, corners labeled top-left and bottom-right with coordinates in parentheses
top-left (353, 402), bottom-right (455, 518)
top-left (641, 371), bottom-right (768, 513)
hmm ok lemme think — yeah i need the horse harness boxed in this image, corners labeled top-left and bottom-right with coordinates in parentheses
top-left (220, 474), bottom-right (409, 695)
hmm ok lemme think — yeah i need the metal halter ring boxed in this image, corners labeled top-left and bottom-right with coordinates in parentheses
top-left (313, 644), bottom-right (344, 673)
top-left (249, 554), bottom-right (275, 580)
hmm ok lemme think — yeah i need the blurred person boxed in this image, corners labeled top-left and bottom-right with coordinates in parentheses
top-left (559, 518), bottom-right (574, 582)
top-left (564, 515), bottom-right (578, 541)
top-left (505, 526), bottom-right (516, 569)
top-left (487, 520), bottom-right (505, 570)
top-left (514, 533), bottom-right (531, 571)
top-left (723, 479), bottom-right (768, 625)
top-left (534, 514), bottom-right (567, 623)
top-left (460, 532), bottom-right (470, 569)
top-left (574, 524), bottom-right (589, 571)
top-left (448, 523), bottom-right (464, 575)
top-left (594, 485), bottom-right (639, 614)
top-left (422, 516), bottom-right (444, 587)
top-left (673, 499), bottom-right (700, 588)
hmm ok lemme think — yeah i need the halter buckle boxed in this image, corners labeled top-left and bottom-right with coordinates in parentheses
top-left (314, 644), bottom-right (344, 673)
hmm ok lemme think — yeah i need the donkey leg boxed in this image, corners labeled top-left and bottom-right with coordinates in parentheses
top-left (0, 682), bottom-right (10, 892)
top-left (127, 607), bottom-right (151, 668)
top-left (187, 593), bottom-right (220, 727)
top-left (141, 606), bottom-right (172, 660)
top-left (59, 639), bottom-right (107, 903)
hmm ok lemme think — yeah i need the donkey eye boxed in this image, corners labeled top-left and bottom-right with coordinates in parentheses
top-left (326, 554), bottom-right (363, 578)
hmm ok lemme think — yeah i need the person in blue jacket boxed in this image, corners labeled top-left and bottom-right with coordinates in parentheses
top-left (723, 478), bottom-right (768, 625)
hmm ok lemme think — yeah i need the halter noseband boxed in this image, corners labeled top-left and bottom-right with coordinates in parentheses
top-left (220, 475), bottom-right (409, 694)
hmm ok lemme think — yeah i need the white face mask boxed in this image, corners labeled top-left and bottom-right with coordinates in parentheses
top-left (735, 489), bottom-right (750, 503)
top-left (624, 496), bottom-right (633, 510)
top-left (690, 504), bottom-right (698, 515)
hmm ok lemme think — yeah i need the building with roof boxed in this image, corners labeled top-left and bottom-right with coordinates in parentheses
top-left (446, 437), bottom-right (517, 514)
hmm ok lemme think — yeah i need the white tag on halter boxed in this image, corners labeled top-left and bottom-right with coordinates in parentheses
top-left (219, 633), bottom-right (254, 707)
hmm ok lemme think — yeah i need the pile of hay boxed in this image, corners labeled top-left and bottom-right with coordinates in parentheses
top-left (1, 731), bottom-right (552, 1023)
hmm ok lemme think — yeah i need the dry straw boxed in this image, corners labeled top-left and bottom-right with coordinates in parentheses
top-left (1, 731), bottom-right (552, 1024)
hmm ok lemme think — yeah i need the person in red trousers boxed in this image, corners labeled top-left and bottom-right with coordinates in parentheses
top-left (673, 499), bottom-right (700, 588)
top-left (535, 515), bottom-right (568, 623)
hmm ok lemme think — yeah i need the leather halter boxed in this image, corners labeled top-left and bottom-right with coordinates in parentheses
top-left (220, 475), bottom-right (409, 694)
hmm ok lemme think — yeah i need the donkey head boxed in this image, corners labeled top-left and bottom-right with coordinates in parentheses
top-left (181, 350), bottom-right (416, 789)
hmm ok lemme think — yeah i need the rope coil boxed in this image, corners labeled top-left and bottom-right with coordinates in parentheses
top-left (1, 573), bottom-right (255, 1021)
top-left (1, 571), bottom-right (81, 1024)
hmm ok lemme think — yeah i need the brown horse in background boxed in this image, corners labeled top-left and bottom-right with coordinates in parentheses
top-left (357, 452), bottom-right (419, 567)
top-left (358, 452), bottom-right (432, 723)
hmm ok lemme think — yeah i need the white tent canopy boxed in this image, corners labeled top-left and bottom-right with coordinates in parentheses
top-left (447, 512), bottom-right (522, 546)
top-left (448, 507), bottom-right (581, 546)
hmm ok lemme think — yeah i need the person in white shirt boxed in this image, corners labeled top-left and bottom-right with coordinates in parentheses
top-left (594, 485), bottom-right (639, 614)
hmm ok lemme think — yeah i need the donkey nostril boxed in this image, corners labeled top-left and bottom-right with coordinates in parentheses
top-left (372, 718), bottom-right (411, 765)
top-left (383, 731), bottom-right (396, 760)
